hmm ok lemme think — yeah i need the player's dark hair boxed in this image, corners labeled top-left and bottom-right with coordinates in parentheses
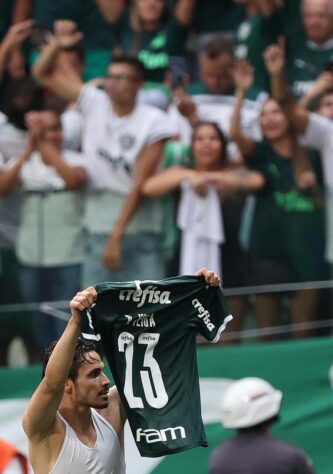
top-left (191, 121), bottom-right (228, 167)
top-left (42, 337), bottom-right (100, 381)
top-left (201, 35), bottom-right (234, 60)
top-left (111, 55), bottom-right (147, 81)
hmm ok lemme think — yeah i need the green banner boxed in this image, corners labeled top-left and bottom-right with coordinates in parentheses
top-left (1, 336), bottom-right (333, 473)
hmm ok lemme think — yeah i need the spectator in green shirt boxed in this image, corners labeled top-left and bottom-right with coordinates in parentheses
top-left (234, 0), bottom-right (285, 92)
top-left (98, 0), bottom-right (196, 86)
top-left (286, 0), bottom-right (333, 97)
top-left (229, 59), bottom-right (326, 340)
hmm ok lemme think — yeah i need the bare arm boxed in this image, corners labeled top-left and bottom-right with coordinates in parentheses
top-left (206, 168), bottom-right (265, 196)
top-left (174, 0), bottom-right (197, 26)
top-left (0, 148), bottom-right (31, 196)
top-left (12, 0), bottom-right (33, 23)
top-left (142, 165), bottom-right (201, 197)
top-left (264, 40), bottom-right (309, 134)
top-left (229, 61), bottom-right (256, 158)
top-left (8, 0), bottom-right (33, 78)
top-left (94, 0), bottom-right (126, 23)
top-left (32, 22), bottom-right (84, 102)
top-left (37, 142), bottom-right (87, 189)
top-left (298, 71), bottom-right (333, 109)
top-left (102, 139), bottom-right (166, 269)
top-left (0, 20), bottom-right (33, 80)
top-left (22, 287), bottom-right (97, 441)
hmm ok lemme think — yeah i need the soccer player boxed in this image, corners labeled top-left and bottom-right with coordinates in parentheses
top-left (22, 268), bottom-right (220, 473)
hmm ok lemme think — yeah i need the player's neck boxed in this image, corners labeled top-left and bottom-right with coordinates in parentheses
top-left (59, 402), bottom-right (94, 432)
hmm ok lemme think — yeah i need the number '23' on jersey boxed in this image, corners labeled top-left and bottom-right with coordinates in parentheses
top-left (81, 275), bottom-right (233, 457)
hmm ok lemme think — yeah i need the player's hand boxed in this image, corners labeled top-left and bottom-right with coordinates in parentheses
top-left (70, 286), bottom-right (97, 325)
top-left (195, 268), bottom-right (220, 286)
top-left (102, 233), bottom-right (122, 270)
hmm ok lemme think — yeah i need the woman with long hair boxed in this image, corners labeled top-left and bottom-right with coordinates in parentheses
top-left (229, 60), bottom-right (326, 340)
top-left (143, 121), bottom-right (264, 341)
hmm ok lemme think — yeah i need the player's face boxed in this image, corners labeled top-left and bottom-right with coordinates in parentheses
top-left (302, 0), bottom-right (333, 44)
top-left (260, 99), bottom-right (289, 141)
top-left (105, 64), bottom-right (142, 106)
top-left (318, 93), bottom-right (333, 119)
top-left (71, 351), bottom-right (111, 409)
top-left (192, 124), bottom-right (224, 170)
top-left (200, 53), bottom-right (234, 94)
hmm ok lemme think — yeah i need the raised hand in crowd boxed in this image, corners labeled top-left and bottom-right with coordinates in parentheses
top-left (53, 20), bottom-right (83, 49)
top-left (32, 21), bottom-right (84, 103)
top-left (263, 36), bottom-right (286, 78)
top-left (177, 94), bottom-right (199, 128)
top-left (0, 19), bottom-right (33, 80)
top-left (232, 60), bottom-right (254, 93)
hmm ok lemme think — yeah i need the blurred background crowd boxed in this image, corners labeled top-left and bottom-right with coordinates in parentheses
top-left (1, 0), bottom-right (333, 365)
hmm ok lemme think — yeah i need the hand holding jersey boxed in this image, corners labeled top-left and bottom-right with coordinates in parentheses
top-left (81, 268), bottom-right (232, 457)
top-left (23, 268), bottom-right (229, 473)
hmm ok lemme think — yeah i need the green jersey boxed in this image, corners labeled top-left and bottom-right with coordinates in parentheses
top-left (81, 275), bottom-right (232, 457)
top-left (234, 10), bottom-right (284, 92)
top-left (287, 36), bottom-right (333, 98)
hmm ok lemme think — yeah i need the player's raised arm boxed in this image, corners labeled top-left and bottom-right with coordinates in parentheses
top-left (22, 287), bottom-right (97, 442)
top-left (195, 268), bottom-right (220, 287)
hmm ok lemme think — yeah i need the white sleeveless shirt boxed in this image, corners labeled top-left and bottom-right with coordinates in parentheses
top-left (49, 410), bottom-right (126, 474)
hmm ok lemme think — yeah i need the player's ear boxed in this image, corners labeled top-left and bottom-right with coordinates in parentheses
top-left (64, 379), bottom-right (73, 394)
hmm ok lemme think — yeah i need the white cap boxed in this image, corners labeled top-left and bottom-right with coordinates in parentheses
top-left (221, 377), bottom-right (283, 429)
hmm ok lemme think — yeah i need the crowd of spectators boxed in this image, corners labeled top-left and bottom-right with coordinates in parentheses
top-left (1, 0), bottom-right (333, 363)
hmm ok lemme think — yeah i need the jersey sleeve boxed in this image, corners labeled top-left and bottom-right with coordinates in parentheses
top-left (76, 84), bottom-right (106, 119)
top-left (144, 108), bottom-right (173, 146)
top-left (193, 285), bottom-right (233, 343)
top-left (302, 113), bottom-right (332, 153)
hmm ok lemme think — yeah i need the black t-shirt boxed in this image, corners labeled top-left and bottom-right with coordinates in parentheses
top-left (209, 432), bottom-right (316, 474)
